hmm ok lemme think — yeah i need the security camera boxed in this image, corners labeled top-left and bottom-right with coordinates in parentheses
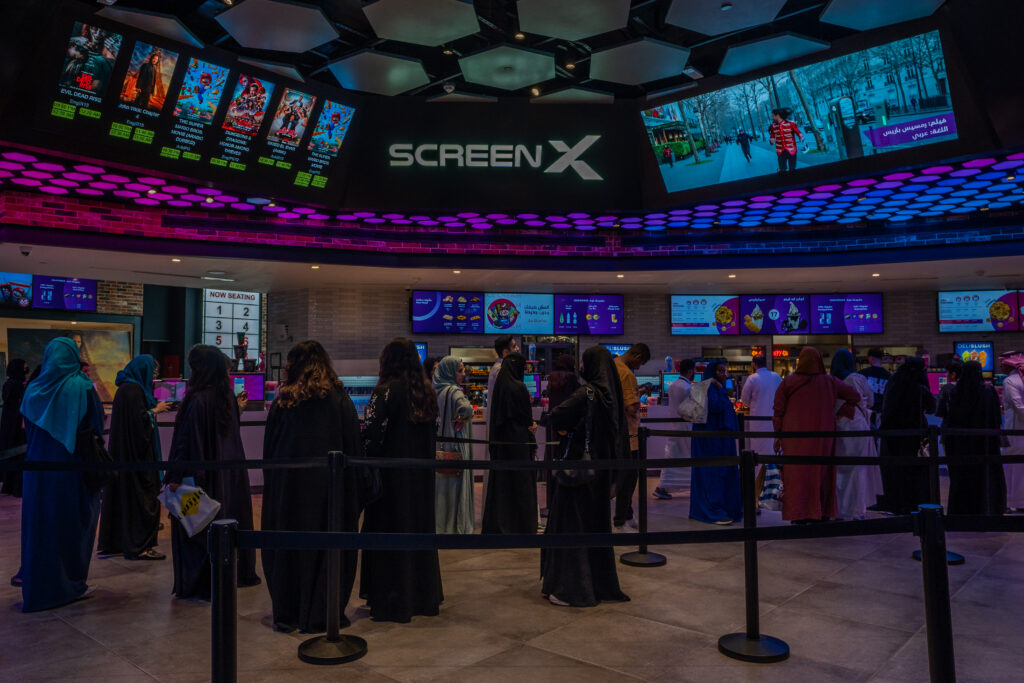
top-left (443, 83), bottom-right (455, 94)
top-left (19, 246), bottom-right (32, 257)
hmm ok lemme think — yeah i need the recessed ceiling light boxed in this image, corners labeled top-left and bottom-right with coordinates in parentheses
top-left (442, 48), bottom-right (454, 55)
top-left (205, 197), bottom-right (214, 203)
top-left (268, 202), bottom-right (276, 207)
top-left (1007, 175), bottom-right (1015, 181)
top-left (147, 189), bottom-right (156, 194)
top-left (201, 275), bottom-right (236, 282)
top-left (728, 274), bottom-right (737, 278)
top-left (514, 32), bottom-right (525, 40)
top-left (616, 274), bottom-right (624, 278)
top-left (171, 258), bottom-right (181, 262)
top-left (530, 87), bottom-right (540, 96)
top-left (871, 273), bottom-right (880, 277)
top-left (70, 321), bottom-right (78, 325)
top-left (452, 270), bottom-right (461, 274)
top-left (311, 265), bottom-right (320, 269)
top-left (566, 62), bottom-right (575, 70)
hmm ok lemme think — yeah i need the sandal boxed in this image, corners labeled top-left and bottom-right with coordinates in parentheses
top-left (134, 549), bottom-right (166, 561)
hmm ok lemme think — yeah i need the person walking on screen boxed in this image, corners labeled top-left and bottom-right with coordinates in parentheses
top-left (736, 129), bottom-right (753, 163)
top-left (769, 108), bottom-right (803, 173)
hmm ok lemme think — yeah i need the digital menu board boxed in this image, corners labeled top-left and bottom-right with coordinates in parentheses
top-left (0, 273), bottom-right (33, 309)
top-left (411, 291), bottom-right (483, 334)
top-left (739, 295), bottom-right (810, 335)
top-left (413, 342), bottom-right (428, 364)
top-left (601, 343), bottom-right (632, 357)
top-left (484, 293), bottom-right (554, 334)
top-left (937, 290), bottom-right (1019, 333)
top-left (810, 294), bottom-right (883, 334)
top-left (670, 295), bottom-right (739, 336)
top-left (554, 294), bottom-right (623, 335)
top-left (33, 276), bottom-right (97, 311)
top-left (954, 341), bottom-right (995, 373)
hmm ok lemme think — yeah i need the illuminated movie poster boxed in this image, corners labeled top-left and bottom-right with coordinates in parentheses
top-left (58, 22), bottom-right (123, 101)
top-left (267, 88), bottom-right (316, 149)
top-left (307, 100), bottom-right (355, 155)
top-left (172, 58), bottom-right (229, 124)
top-left (221, 74), bottom-right (275, 136)
top-left (8, 328), bottom-right (131, 403)
top-left (119, 41), bottom-right (179, 114)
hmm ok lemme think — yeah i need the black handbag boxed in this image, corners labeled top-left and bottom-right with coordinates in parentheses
top-left (554, 387), bottom-right (596, 487)
top-left (76, 427), bottom-right (113, 492)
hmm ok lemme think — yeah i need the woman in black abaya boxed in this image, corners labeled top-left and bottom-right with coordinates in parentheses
top-left (262, 341), bottom-right (364, 632)
top-left (541, 345), bottom-right (629, 607)
top-left (878, 358), bottom-right (935, 514)
top-left (482, 353), bottom-right (538, 534)
top-left (359, 338), bottom-right (443, 623)
top-left (166, 345), bottom-right (259, 599)
top-left (0, 358), bottom-right (29, 497)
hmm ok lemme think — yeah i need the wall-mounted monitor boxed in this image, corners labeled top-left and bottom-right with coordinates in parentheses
top-left (554, 294), bottom-right (623, 335)
top-left (33, 276), bottom-right (97, 311)
top-left (483, 293), bottom-right (554, 334)
top-left (229, 373), bottom-right (264, 401)
top-left (739, 295), bottom-right (809, 335)
top-left (601, 343), bottom-right (632, 357)
top-left (809, 294), bottom-right (883, 334)
top-left (0, 273), bottom-right (33, 309)
top-left (411, 291), bottom-right (484, 334)
top-left (937, 290), bottom-right (1019, 333)
top-left (953, 341), bottom-right (995, 374)
top-left (670, 295), bottom-right (739, 335)
top-left (413, 342), bottom-right (428, 364)
top-left (642, 30), bottom-right (957, 195)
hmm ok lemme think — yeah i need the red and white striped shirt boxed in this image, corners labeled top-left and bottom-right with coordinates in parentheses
top-left (769, 120), bottom-right (803, 154)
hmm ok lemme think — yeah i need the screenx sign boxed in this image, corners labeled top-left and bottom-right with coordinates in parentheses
top-left (388, 135), bottom-right (604, 180)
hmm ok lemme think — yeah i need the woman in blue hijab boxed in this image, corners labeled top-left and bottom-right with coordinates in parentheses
top-left (433, 356), bottom-right (475, 534)
top-left (98, 355), bottom-right (171, 560)
top-left (18, 337), bottom-right (105, 611)
top-left (689, 360), bottom-right (743, 525)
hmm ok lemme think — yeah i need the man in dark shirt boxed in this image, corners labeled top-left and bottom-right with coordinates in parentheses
top-left (860, 347), bottom-right (891, 423)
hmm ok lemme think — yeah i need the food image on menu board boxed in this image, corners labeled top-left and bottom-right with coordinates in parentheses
top-left (554, 294), bottom-right (624, 335)
top-left (411, 291), bottom-right (483, 333)
top-left (487, 298), bottom-right (519, 330)
top-left (222, 74), bottom-right (275, 136)
top-left (954, 341), bottom-right (995, 373)
top-left (267, 88), bottom-right (316, 149)
top-left (172, 58), bottom-right (229, 125)
top-left (483, 293), bottom-right (554, 334)
top-left (59, 23), bottom-right (123, 101)
top-left (938, 290), bottom-right (1019, 333)
top-left (810, 294), bottom-right (883, 334)
top-left (670, 295), bottom-right (740, 335)
top-left (740, 296), bottom-right (809, 335)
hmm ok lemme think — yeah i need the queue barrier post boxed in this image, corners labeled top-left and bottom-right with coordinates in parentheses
top-left (912, 425), bottom-right (965, 566)
top-left (297, 451), bottom-right (368, 665)
top-left (717, 449), bottom-right (790, 663)
top-left (914, 504), bottom-right (957, 683)
top-left (210, 519), bottom-right (239, 683)
top-left (621, 426), bottom-right (667, 567)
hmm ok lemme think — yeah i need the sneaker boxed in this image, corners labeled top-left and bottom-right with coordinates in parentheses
top-left (652, 487), bottom-right (672, 500)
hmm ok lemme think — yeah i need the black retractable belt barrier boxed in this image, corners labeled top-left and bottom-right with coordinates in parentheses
top-left (912, 425), bottom-right (965, 566)
top-left (621, 427), bottom-right (667, 567)
top-left (297, 451), bottom-right (368, 665)
top-left (717, 449), bottom-right (790, 664)
top-left (913, 505), bottom-right (957, 683)
top-left (210, 520), bottom-right (239, 683)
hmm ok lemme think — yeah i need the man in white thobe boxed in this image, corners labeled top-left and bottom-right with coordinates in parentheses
top-left (740, 355), bottom-right (782, 455)
top-left (653, 359), bottom-right (696, 499)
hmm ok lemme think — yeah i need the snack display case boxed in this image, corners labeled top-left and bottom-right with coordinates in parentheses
top-left (449, 346), bottom-right (497, 411)
top-left (339, 375), bottom-right (378, 417)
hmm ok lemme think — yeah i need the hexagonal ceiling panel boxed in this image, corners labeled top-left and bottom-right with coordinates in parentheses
top-left (96, 7), bottom-right (203, 48)
top-left (216, 0), bottom-right (337, 53)
top-left (666, 0), bottom-right (787, 37)
top-left (589, 39), bottom-right (690, 86)
top-left (328, 51), bottom-right (430, 96)
top-left (820, 0), bottom-right (946, 31)
top-left (517, 0), bottom-right (630, 41)
top-left (238, 58), bottom-right (304, 82)
top-left (719, 32), bottom-right (830, 76)
top-left (531, 87), bottom-right (614, 104)
top-left (363, 0), bottom-right (480, 48)
top-left (459, 45), bottom-right (554, 91)
top-left (427, 91), bottom-right (499, 103)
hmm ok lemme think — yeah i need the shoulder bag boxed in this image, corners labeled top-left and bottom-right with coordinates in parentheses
top-left (677, 379), bottom-right (710, 423)
top-left (554, 387), bottom-right (596, 487)
top-left (436, 385), bottom-right (463, 476)
top-left (76, 427), bottom-right (113, 492)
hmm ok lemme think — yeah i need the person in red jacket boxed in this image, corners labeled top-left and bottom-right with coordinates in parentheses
top-left (769, 108), bottom-right (804, 173)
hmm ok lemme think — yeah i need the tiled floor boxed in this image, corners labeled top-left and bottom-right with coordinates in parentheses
top-left (1, 481), bottom-right (1022, 682)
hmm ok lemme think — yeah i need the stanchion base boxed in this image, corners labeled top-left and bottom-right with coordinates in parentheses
top-left (297, 635), bottom-right (368, 665)
top-left (718, 633), bottom-right (790, 663)
top-left (620, 551), bottom-right (667, 567)
top-left (911, 549), bottom-right (965, 565)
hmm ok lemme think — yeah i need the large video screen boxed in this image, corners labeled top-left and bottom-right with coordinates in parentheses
top-left (411, 291), bottom-right (484, 334)
top-left (484, 293), bottom-right (554, 334)
top-left (554, 294), bottom-right (624, 335)
top-left (954, 341), bottom-right (995, 373)
top-left (33, 276), bottom-right (97, 311)
top-left (670, 295), bottom-right (739, 336)
top-left (0, 273), bottom-right (33, 309)
top-left (810, 294), bottom-right (883, 334)
top-left (642, 30), bottom-right (956, 194)
top-left (937, 290), bottom-right (1019, 333)
top-left (739, 295), bottom-right (810, 335)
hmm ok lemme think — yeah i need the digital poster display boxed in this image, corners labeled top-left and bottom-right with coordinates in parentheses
top-left (32, 276), bottom-right (97, 311)
top-left (53, 22), bottom-right (123, 122)
top-left (642, 30), bottom-right (957, 194)
top-left (554, 294), bottom-right (623, 335)
top-left (739, 295), bottom-right (810, 335)
top-left (411, 291), bottom-right (484, 334)
top-left (0, 273), bottom-right (33, 309)
top-left (810, 294), bottom-right (883, 334)
top-left (937, 290), bottom-right (1019, 333)
top-left (211, 73), bottom-right (276, 171)
top-left (109, 40), bottom-right (179, 144)
top-left (670, 295), bottom-right (739, 336)
top-left (165, 57), bottom-right (230, 163)
top-left (297, 99), bottom-right (356, 188)
top-left (954, 341), bottom-right (995, 373)
top-left (257, 88), bottom-right (317, 173)
top-left (484, 293), bottom-right (554, 335)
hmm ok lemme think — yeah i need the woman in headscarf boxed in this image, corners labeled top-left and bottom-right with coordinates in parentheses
top-left (261, 341), bottom-right (364, 633)
top-left (830, 350), bottom-right (882, 520)
top-left (0, 358), bottom-right (29, 497)
top-left (877, 357), bottom-right (936, 514)
top-left (165, 345), bottom-right (259, 600)
top-left (541, 345), bottom-right (629, 607)
top-left (433, 355), bottom-right (475, 534)
top-left (690, 360), bottom-right (743, 525)
top-left (937, 360), bottom-right (1005, 515)
top-left (18, 337), bottom-right (104, 611)
top-left (98, 355), bottom-right (171, 560)
top-left (360, 338), bottom-right (443, 623)
top-left (773, 347), bottom-right (860, 523)
top-left (999, 351), bottom-right (1024, 510)
top-left (481, 352), bottom-right (538, 534)
top-left (543, 354), bottom-right (581, 511)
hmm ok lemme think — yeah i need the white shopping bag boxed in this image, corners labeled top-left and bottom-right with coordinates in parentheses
top-left (159, 484), bottom-right (221, 537)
